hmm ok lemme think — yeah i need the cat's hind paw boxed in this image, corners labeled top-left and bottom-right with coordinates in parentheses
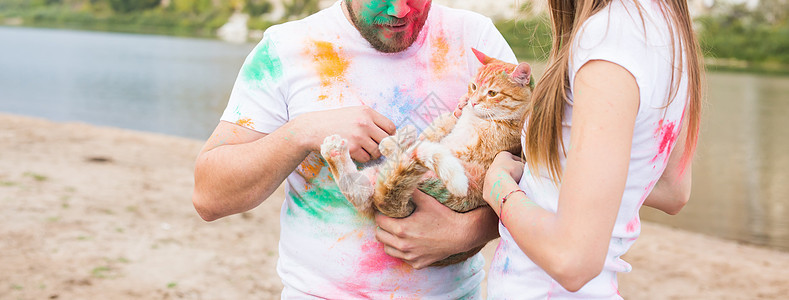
top-left (320, 134), bottom-right (348, 160)
top-left (415, 143), bottom-right (469, 197)
top-left (440, 160), bottom-right (469, 197)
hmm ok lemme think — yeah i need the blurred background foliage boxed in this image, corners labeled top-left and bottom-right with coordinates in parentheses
top-left (0, 0), bottom-right (787, 71)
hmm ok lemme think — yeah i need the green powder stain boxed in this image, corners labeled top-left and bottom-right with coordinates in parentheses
top-left (529, 74), bottom-right (536, 89)
top-left (417, 178), bottom-right (450, 204)
top-left (241, 38), bottom-right (283, 85)
top-left (288, 182), bottom-right (358, 223)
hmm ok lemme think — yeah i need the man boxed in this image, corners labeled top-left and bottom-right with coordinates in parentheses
top-left (192, 0), bottom-right (517, 297)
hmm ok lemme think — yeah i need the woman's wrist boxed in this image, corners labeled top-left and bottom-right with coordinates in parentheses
top-left (484, 169), bottom-right (520, 206)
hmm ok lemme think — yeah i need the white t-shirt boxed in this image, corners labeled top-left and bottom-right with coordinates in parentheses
top-left (220, 1), bottom-right (516, 298)
top-left (487, 0), bottom-right (689, 298)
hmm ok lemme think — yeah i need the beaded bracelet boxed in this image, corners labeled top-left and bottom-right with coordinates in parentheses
top-left (500, 189), bottom-right (526, 222)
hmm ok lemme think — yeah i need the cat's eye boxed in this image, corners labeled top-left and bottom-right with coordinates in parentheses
top-left (470, 83), bottom-right (477, 90)
top-left (487, 90), bottom-right (498, 97)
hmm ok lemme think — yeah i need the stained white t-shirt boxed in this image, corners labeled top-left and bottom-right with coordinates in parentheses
top-left (220, 1), bottom-right (516, 298)
top-left (487, 0), bottom-right (689, 298)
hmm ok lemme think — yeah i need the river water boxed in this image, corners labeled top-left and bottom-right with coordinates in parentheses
top-left (1, 26), bottom-right (787, 251)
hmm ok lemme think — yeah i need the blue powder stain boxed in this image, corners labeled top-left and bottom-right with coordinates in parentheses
top-left (502, 256), bottom-right (511, 273)
top-left (385, 86), bottom-right (417, 125)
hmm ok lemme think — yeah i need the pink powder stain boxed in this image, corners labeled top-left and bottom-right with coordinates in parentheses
top-left (612, 279), bottom-right (621, 296)
top-left (358, 240), bottom-right (413, 275)
top-left (651, 119), bottom-right (678, 164)
top-left (625, 215), bottom-right (640, 233)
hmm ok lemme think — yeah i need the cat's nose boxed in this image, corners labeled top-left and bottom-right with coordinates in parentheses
top-left (471, 102), bottom-right (478, 107)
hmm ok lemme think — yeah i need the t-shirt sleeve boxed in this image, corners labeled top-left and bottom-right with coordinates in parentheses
top-left (569, 13), bottom-right (647, 93)
top-left (474, 18), bottom-right (518, 64)
top-left (220, 29), bottom-right (289, 134)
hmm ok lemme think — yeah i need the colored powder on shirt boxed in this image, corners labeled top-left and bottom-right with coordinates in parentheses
top-left (625, 215), bottom-right (640, 233)
top-left (652, 119), bottom-right (678, 164)
top-left (235, 117), bottom-right (254, 129)
top-left (358, 240), bottom-right (413, 275)
top-left (242, 38), bottom-right (283, 84)
top-left (288, 184), bottom-right (357, 223)
top-left (296, 153), bottom-right (326, 184)
top-left (431, 34), bottom-right (449, 75)
top-left (309, 41), bottom-right (350, 101)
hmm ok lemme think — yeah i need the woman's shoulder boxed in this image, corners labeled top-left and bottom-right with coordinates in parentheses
top-left (580, 0), bottom-right (671, 42)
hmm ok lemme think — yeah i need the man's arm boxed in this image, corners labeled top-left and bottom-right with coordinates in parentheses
top-left (374, 190), bottom-right (500, 269)
top-left (193, 106), bottom-right (396, 221)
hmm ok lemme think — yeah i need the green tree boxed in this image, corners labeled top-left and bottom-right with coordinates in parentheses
top-left (107, 0), bottom-right (159, 13)
top-left (245, 0), bottom-right (272, 16)
top-left (284, 0), bottom-right (319, 19)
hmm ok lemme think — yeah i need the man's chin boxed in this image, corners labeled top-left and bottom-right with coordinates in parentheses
top-left (372, 34), bottom-right (417, 53)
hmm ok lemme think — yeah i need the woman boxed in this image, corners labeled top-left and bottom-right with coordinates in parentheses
top-left (482, 0), bottom-right (703, 297)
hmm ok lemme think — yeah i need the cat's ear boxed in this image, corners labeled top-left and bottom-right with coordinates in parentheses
top-left (509, 62), bottom-right (532, 86)
top-left (471, 48), bottom-right (494, 65)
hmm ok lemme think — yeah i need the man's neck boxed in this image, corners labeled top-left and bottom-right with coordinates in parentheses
top-left (340, 1), bottom-right (355, 28)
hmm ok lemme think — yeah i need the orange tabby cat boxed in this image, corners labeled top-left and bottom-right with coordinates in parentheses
top-left (320, 48), bottom-right (533, 265)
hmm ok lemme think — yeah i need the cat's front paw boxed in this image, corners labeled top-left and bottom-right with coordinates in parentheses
top-left (379, 125), bottom-right (418, 157)
top-left (320, 134), bottom-right (348, 160)
top-left (396, 125), bottom-right (418, 148)
top-left (379, 136), bottom-right (399, 157)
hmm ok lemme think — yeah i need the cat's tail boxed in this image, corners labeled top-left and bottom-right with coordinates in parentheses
top-left (373, 151), bottom-right (427, 218)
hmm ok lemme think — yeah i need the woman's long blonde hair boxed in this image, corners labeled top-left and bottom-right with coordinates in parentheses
top-left (523, 0), bottom-right (704, 182)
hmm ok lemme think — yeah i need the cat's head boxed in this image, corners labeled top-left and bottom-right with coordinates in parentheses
top-left (463, 48), bottom-right (533, 121)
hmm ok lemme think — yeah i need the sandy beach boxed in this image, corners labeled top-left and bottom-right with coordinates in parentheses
top-left (1, 112), bottom-right (788, 299)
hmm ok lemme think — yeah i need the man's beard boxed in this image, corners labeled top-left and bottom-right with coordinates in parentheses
top-left (346, 1), bottom-right (430, 53)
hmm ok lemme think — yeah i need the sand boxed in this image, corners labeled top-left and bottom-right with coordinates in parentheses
top-left (1, 112), bottom-right (788, 299)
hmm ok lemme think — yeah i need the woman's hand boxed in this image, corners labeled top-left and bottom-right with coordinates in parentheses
top-left (483, 151), bottom-right (525, 207)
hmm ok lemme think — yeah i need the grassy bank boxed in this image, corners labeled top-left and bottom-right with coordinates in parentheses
top-left (494, 15), bottom-right (789, 75)
top-left (1, 1), bottom-right (786, 74)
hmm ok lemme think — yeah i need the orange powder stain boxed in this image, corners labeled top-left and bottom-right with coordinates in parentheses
top-left (431, 34), bottom-right (450, 75)
top-left (329, 229), bottom-right (366, 249)
top-left (296, 152), bottom-right (326, 186)
top-left (235, 117), bottom-right (255, 129)
top-left (309, 41), bottom-right (350, 101)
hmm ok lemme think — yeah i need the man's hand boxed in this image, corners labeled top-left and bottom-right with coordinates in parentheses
top-left (374, 189), bottom-right (498, 269)
top-left (296, 106), bottom-right (396, 163)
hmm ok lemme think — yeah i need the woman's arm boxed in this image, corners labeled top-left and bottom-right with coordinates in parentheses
top-left (643, 115), bottom-right (692, 214)
top-left (483, 60), bottom-right (639, 292)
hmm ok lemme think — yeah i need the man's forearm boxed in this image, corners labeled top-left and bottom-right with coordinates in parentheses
top-left (193, 120), bottom-right (312, 221)
top-left (462, 205), bottom-right (501, 250)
